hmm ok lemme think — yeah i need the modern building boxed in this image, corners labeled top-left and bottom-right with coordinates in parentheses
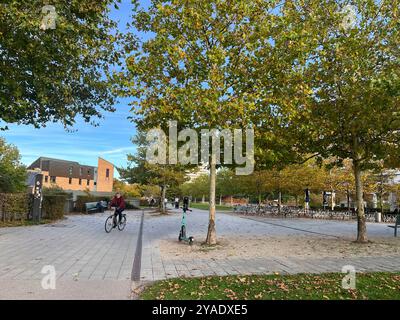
top-left (28, 157), bottom-right (114, 192)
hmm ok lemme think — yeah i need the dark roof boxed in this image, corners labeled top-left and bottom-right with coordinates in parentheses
top-left (28, 157), bottom-right (96, 179)
top-left (29, 157), bottom-right (95, 169)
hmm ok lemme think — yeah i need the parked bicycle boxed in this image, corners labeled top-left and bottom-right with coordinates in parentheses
top-left (105, 209), bottom-right (127, 233)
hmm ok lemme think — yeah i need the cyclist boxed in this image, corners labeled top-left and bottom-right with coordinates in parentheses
top-left (109, 192), bottom-right (126, 227)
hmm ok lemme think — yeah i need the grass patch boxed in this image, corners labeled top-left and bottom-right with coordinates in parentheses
top-left (190, 203), bottom-right (232, 211)
top-left (140, 272), bottom-right (400, 300)
top-left (0, 219), bottom-right (56, 228)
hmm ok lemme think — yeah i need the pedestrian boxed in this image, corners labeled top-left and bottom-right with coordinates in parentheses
top-left (175, 197), bottom-right (179, 209)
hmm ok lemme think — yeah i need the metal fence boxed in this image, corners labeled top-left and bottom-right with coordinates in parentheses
top-left (233, 204), bottom-right (398, 223)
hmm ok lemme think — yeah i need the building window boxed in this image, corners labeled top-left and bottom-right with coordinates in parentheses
top-left (79, 168), bottom-right (83, 176)
top-left (87, 169), bottom-right (91, 175)
top-left (68, 166), bottom-right (73, 176)
top-left (94, 182), bottom-right (97, 186)
top-left (87, 179), bottom-right (90, 186)
top-left (79, 179), bottom-right (82, 185)
top-left (69, 177), bottom-right (72, 184)
top-left (106, 168), bottom-right (110, 178)
top-left (45, 176), bottom-right (49, 183)
top-left (50, 176), bottom-right (56, 183)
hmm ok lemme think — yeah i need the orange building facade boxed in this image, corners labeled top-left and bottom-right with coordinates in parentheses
top-left (28, 157), bottom-right (114, 192)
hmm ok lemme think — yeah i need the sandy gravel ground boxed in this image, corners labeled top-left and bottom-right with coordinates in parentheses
top-left (159, 235), bottom-right (400, 260)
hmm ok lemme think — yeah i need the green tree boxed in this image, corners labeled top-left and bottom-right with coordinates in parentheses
top-left (113, 178), bottom-right (141, 198)
top-left (119, 132), bottom-right (186, 213)
top-left (141, 184), bottom-right (161, 199)
top-left (0, 137), bottom-right (26, 192)
top-left (216, 169), bottom-right (235, 205)
top-left (300, 1), bottom-right (399, 242)
top-left (0, 0), bottom-right (123, 128)
top-left (180, 174), bottom-right (209, 203)
top-left (119, 0), bottom-right (272, 244)
top-left (281, 161), bottom-right (325, 207)
top-left (231, 170), bottom-right (270, 205)
top-left (252, 1), bottom-right (400, 242)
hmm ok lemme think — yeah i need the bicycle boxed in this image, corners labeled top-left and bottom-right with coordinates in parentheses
top-left (105, 209), bottom-right (127, 233)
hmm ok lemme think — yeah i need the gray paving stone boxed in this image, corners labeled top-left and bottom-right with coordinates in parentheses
top-left (1, 207), bottom-right (400, 299)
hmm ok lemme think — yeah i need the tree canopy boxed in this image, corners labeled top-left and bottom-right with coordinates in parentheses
top-left (0, 0), bottom-right (123, 128)
top-left (279, 0), bottom-right (399, 241)
top-left (118, 0), bottom-right (400, 243)
top-left (118, 132), bottom-right (187, 213)
top-left (0, 137), bottom-right (26, 193)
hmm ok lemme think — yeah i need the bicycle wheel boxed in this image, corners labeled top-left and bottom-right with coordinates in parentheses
top-left (105, 216), bottom-right (114, 233)
top-left (118, 215), bottom-right (127, 231)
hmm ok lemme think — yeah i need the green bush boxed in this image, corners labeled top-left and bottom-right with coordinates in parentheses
top-left (0, 193), bottom-right (32, 222)
top-left (42, 194), bottom-right (68, 220)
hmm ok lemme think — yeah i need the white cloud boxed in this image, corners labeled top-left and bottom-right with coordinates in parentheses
top-left (100, 147), bottom-right (136, 155)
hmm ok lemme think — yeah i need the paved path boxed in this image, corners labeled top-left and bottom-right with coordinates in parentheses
top-left (0, 211), bottom-right (142, 299)
top-left (139, 208), bottom-right (400, 281)
top-left (0, 208), bottom-right (399, 299)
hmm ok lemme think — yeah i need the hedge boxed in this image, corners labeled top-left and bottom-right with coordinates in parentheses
top-left (0, 193), bottom-right (32, 222)
top-left (42, 194), bottom-right (68, 220)
top-left (0, 192), bottom-right (69, 222)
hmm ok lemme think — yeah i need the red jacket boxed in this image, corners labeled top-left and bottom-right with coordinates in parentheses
top-left (110, 196), bottom-right (126, 210)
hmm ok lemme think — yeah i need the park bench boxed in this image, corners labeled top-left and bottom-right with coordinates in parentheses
top-left (388, 215), bottom-right (400, 237)
top-left (85, 201), bottom-right (107, 214)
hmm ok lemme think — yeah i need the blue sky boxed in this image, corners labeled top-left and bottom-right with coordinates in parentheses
top-left (1, 1), bottom-right (151, 175)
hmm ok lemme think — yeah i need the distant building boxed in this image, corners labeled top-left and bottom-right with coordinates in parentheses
top-left (186, 165), bottom-right (209, 182)
top-left (27, 157), bottom-right (114, 192)
top-left (384, 170), bottom-right (400, 212)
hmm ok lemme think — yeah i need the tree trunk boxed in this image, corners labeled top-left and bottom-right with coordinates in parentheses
top-left (1, 202), bottom-right (4, 222)
top-left (278, 191), bottom-right (282, 214)
top-left (219, 195), bottom-right (222, 206)
top-left (205, 158), bottom-right (217, 245)
top-left (378, 192), bottom-right (383, 223)
top-left (202, 195), bottom-right (205, 203)
top-left (161, 185), bottom-right (167, 214)
top-left (353, 161), bottom-right (367, 242)
top-left (347, 189), bottom-right (350, 212)
top-left (331, 190), bottom-right (335, 211)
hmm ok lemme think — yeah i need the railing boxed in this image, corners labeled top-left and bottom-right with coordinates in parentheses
top-left (233, 204), bottom-right (398, 223)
